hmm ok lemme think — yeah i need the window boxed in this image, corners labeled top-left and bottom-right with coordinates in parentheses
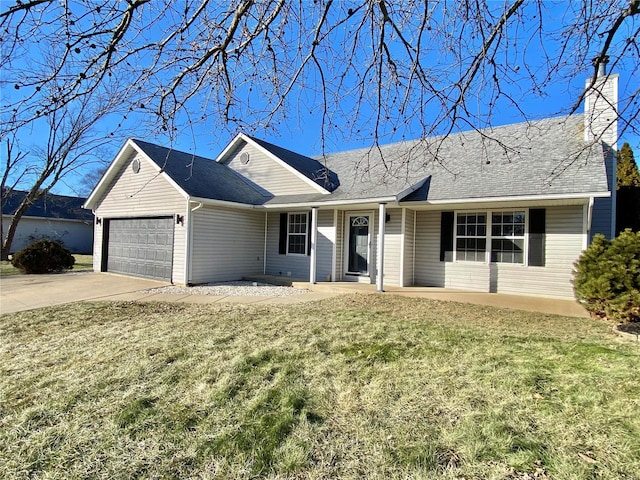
top-left (287, 213), bottom-right (308, 255)
top-left (451, 210), bottom-right (528, 264)
top-left (491, 211), bottom-right (525, 263)
top-left (455, 213), bottom-right (487, 262)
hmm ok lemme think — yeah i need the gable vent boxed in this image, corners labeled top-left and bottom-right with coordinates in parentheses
top-left (239, 152), bottom-right (250, 165)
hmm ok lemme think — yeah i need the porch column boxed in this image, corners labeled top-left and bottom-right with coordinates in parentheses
top-left (377, 202), bottom-right (386, 292)
top-left (309, 207), bottom-right (318, 284)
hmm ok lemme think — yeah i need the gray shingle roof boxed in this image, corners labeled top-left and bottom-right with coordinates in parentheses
top-left (132, 114), bottom-right (609, 207)
top-left (2, 189), bottom-right (93, 221)
top-left (312, 115), bottom-right (609, 203)
top-left (132, 139), bottom-right (268, 204)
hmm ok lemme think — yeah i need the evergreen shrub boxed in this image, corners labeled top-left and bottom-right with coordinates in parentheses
top-left (11, 239), bottom-right (75, 274)
top-left (573, 229), bottom-right (640, 323)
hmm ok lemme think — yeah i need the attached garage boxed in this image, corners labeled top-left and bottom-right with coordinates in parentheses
top-left (103, 217), bottom-right (174, 281)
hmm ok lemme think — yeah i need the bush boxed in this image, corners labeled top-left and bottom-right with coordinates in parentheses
top-left (11, 239), bottom-right (75, 274)
top-left (573, 229), bottom-right (640, 323)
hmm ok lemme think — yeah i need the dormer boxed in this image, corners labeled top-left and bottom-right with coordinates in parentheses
top-left (216, 134), bottom-right (337, 196)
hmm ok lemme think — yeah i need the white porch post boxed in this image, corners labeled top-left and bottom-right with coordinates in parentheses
top-left (309, 207), bottom-right (318, 284)
top-left (377, 203), bottom-right (386, 292)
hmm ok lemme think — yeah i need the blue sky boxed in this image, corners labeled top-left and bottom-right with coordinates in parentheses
top-left (2, 1), bottom-right (638, 197)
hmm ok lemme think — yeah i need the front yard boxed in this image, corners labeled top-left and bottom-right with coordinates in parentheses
top-left (1, 295), bottom-right (638, 479)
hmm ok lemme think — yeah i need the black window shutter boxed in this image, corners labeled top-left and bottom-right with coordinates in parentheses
top-left (279, 213), bottom-right (287, 255)
top-left (440, 211), bottom-right (454, 262)
top-left (307, 211), bottom-right (312, 256)
top-left (528, 209), bottom-right (546, 266)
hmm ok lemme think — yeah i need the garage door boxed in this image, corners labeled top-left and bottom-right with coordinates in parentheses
top-left (105, 217), bottom-right (174, 281)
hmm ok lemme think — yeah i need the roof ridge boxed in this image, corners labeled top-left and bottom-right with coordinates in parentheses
top-left (312, 114), bottom-right (579, 159)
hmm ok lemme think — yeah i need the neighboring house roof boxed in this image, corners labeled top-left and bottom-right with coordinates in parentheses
top-left (2, 189), bottom-right (93, 221)
top-left (131, 139), bottom-right (268, 204)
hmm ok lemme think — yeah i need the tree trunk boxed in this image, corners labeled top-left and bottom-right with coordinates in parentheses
top-left (1, 188), bottom-right (46, 260)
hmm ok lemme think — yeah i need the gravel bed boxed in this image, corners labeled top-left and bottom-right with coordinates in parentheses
top-left (144, 281), bottom-right (308, 297)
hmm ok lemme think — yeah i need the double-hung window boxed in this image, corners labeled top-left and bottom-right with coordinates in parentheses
top-left (287, 213), bottom-right (308, 255)
top-left (491, 211), bottom-right (526, 264)
top-left (455, 213), bottom-right (487, 262)
top-left (453, 210), bottom-right (527, 264)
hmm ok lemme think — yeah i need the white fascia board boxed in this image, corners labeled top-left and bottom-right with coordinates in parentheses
top-left (84, 139), bottom-right (137, 209)
top-left (214, 133), bottom-right (246, 163)
top-left (189, 196), bottom-right (257, 209)
top-left (401, 191), bottom-right (610, 207)
top-left (216, 133), bottom-right (331, 195)
top-left (262, 196), bottom-right (398, 209)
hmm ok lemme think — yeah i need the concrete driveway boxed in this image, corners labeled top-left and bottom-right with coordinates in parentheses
top-left (0, 272), bottom-right (167, 314)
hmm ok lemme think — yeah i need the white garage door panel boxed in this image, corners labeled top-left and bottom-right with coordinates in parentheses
top-left (106, 217), bottom-right (174, 281)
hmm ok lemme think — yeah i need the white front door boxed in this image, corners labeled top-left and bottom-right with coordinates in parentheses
top-left (344, 213), bottom-right (372, 277)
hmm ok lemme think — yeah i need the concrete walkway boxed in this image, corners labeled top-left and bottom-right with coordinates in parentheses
top-left (1, 272), bottom-right (589, 318)
top-left (0, 272), bottom-right (338, 314)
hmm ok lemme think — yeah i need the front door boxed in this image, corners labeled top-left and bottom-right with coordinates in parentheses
top-left (346, 214), bottom-right (371, 275)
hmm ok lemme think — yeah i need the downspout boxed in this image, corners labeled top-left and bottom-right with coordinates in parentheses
top-left (91, 209), bottom-right (99, 272)
top-left (185, 200), bottom-right (203, 285)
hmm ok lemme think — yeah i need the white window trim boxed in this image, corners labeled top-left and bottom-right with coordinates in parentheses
top-left (453, 211), bottom-right (488, 263)
top-left (286, 212), bottom-right (308, 256)
top-left (490, 210), bottom-right (528, 265)
top-left (453, 209), bottom-right (530, 265)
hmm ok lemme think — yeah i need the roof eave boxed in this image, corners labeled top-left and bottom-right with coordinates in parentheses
top-left (400, 191), bottom-right (610, 207)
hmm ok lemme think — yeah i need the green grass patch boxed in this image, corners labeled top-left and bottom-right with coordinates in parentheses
top-left (0, 254), bottom-right (93, 276)
top-left (1, 296), bottom-right (638, 479)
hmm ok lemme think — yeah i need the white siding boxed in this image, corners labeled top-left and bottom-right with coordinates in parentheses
top-left (94, 152), bottom-right (187, 283)
top-left (189, 205), bottom-right (264, 284)
top-left (334, 210), bottom-right (344, 281)
top-left (3, 217), bottom-right (93, 254)
top-left (445, 263), bottom-right (491, 291)
top-left (265, 212), bottom-right (310, 279)
top-left (402, 209), bottom-right (415, 287)
top-left (494, 205), bottom-right (584, 298)
top-left (413, 209), bottom-right (491, 290)
top-left (414, 210), bottom-right (445, 287)
top-left (381, 208), bottom-right (402, 287)
top-left (225, 142), bottom-right (320, 196)
top-left (414, 206), bottom-right (586, 298)
top-left (316, 209), bottom-right (335, 282)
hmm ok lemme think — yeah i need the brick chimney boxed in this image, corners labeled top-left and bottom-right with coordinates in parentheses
top-left (584, 56), bottom-right (619, 150)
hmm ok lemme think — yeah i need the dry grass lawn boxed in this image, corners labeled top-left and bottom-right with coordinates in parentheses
top-left (1, 295), bottom-right (638, 479)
